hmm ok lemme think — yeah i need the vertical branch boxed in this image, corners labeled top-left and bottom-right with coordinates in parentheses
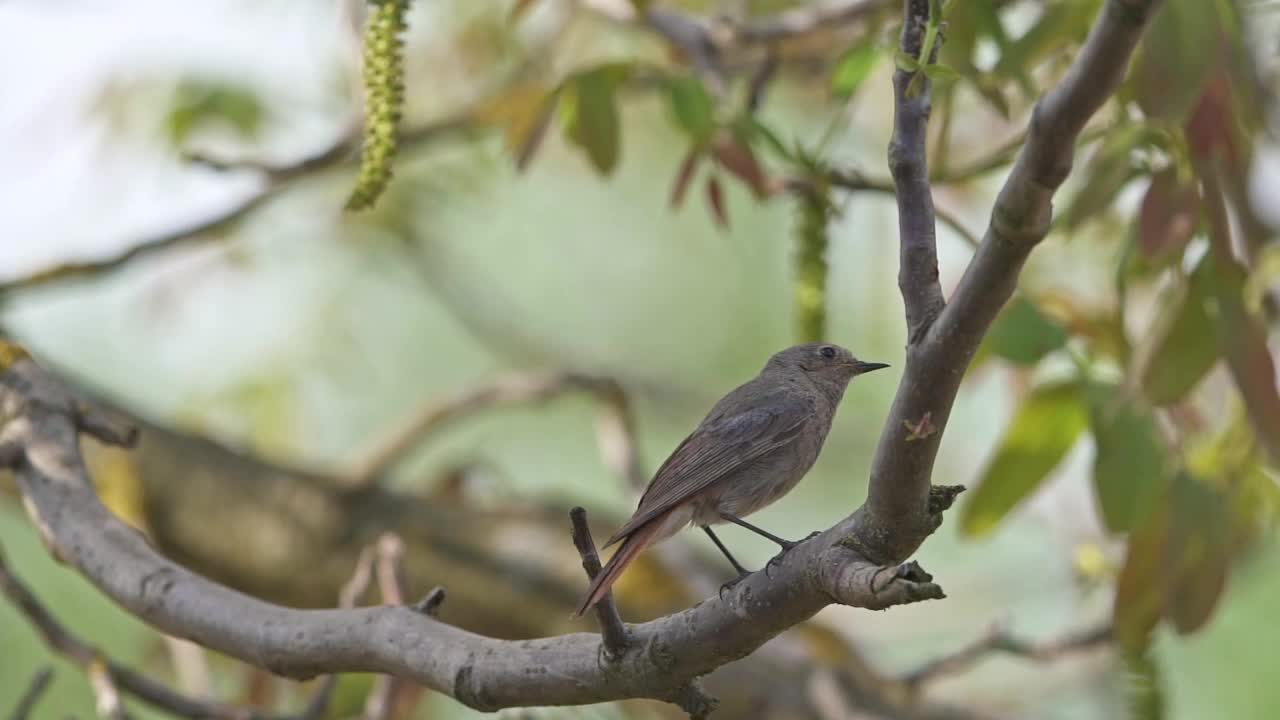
top-left (861, 0), bottom-right (1163, 563)
top-left (888, 0), bottom-right (945, 341)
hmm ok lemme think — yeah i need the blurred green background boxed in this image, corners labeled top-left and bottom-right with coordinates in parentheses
top-left (1, 0), bottom-right (1277, 718)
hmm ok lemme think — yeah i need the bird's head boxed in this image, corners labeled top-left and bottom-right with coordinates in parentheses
top-left (765, 342), bottom-right (889, 386)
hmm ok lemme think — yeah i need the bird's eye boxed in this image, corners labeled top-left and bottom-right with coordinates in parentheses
top-left (819, 345), bottom-right (837, 359)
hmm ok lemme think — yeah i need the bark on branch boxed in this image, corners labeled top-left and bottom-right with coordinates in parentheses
top-left (0, 0), bottom-right (1164, 713)
top-left (859, 0), bottom-right (1163, 564)
top-left (2, 356), bottom-right (942, 715)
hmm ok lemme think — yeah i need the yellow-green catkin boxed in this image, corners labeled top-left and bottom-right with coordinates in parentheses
top-left (794, 185), bottom-right (834, 343)
top-left (346, 0), bottom-right (410, 212)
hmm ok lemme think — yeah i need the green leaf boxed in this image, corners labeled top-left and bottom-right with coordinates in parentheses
top-left (894, 50), bottom-right (920, 72)
top-left (1090, 389), bottom-right (1170, 533)
top-left (666, 75), bottom-right (714, 143)
top-left (831, 43), bottom-right (880, 99)
top-left (1141, 256), bottom-right (1218, 405)
top-left (1165, 472), bottom-right (1230, 635)
top-left (977, 296), bottom-right (1068, 367)
top-left (739, 117), bottom-right (794, 163)
top-left (1131, 0), bottom-right (1223, 123)
top-left (921, 63), bottom-right (961, 83)
top-left (960, 382), bottom-right (1088, 537)
top-left (564, 66), bottom-right (625, 175)
top-left (993, 3), bottom-right (1091, 99)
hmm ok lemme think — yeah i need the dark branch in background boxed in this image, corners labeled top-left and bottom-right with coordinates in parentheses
top-left (901, 621), bottom-right (1113, 689)
top-left (7, 667), bottom-right (53, 720)
top-left (819, 171), bottom-right (980, 248)
top-left (569, 507), bottom-right (629, 658)
top-left (0, 541), bottom-right (303, 720)
top-left (344, 370), bottom-right (642, 489)
top-left (858, 0), bottom-right (1163, 563)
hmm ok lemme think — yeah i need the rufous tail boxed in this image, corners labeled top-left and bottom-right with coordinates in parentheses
top-left (574, 517), bottom-right (664, 616)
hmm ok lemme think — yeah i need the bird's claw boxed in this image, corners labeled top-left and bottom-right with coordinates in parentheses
top-left (718, 571), bottom-right (752, 600)
top-left (765, 531), bottom-right (822, 577)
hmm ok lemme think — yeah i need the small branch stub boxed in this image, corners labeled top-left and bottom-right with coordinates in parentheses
top-left (569, 507), bottom-right (630, 658)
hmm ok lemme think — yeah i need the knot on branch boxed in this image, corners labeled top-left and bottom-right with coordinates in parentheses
top-left (669, 679), bottom-right (718, 720)
top-left (928, 484), bottom-right (966, 515)
top-left (820, 545), bottom-right (945, 611)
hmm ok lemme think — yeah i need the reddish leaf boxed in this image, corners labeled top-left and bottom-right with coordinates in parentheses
top-left (509, 0), bottom-right (542, 20)
top-left (705, 176), bottom-right (728, 229)
top-left (711, 130), bottom-right (773, 200)
top-left (1185, 75), bottom-right (1237, 163)
top-left (1114, 497), bottom-right (1170, 652)
top-left (669, 146), bottom-right (702, 209)
top-left (1131, 0), bottom-right (1222, 123)
top-left (1137, 169), bottom-right (1200, 263)
top-left (1201, 165), bottom-right (1280, 459)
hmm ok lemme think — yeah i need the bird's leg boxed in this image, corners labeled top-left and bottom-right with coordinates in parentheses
top-left (719, 513), bottom-right (821, 576)
top-left (702, 526), bottom-right (753, 597)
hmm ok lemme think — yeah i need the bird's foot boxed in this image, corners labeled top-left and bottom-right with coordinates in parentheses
top-left (765, 531), bottom-right (822, 577)
top-left (718, 571), bottom-right (753, 600)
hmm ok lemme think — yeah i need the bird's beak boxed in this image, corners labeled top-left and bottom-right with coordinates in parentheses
top-left (852, 361), bottom-right (890, 374)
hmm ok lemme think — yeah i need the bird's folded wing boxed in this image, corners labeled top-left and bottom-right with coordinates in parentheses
top-left (602, 393), bottom-right (812, 547)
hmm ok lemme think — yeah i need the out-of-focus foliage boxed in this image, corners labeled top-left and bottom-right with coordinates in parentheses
top-left (2, 0), bottom-right (1279, 717)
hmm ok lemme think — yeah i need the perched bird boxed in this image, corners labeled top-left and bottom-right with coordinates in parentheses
top-left (575, 342), bottom-right (888, 615)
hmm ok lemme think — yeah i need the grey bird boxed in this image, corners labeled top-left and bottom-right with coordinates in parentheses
top-left (575, 342), bottom-right (888, 615)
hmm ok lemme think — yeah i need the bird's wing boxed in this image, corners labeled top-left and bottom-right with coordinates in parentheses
top-left (602, 390), bottom-right (812, 547)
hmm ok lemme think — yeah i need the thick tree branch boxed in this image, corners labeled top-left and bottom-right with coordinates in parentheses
top-left (860, 0), bottom-right (1163, 563)
top-left (1, 356), bottom-right (940, 715)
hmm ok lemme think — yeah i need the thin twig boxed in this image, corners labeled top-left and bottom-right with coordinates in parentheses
top-left (7, 667), bottom-right (53, 720)
top-left (365, 534), bottom-right (410, 720)
top-left (821, 171), bottom-right (980, 249)
top-left (569, 507), bottom-right (629, 657)
top-left (0, 543), bottom-right (289, 720)
top-left (0, 112), bottom-right (470, 298)
top-left (345, 371), bottom-right (632, 486)
top-left (902, 621), bottom-right (1113, 688)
